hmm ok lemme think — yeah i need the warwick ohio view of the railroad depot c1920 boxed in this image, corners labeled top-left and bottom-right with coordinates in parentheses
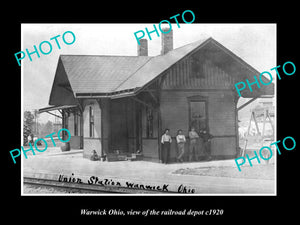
top-left (21, 22), bottom-right (277, 195)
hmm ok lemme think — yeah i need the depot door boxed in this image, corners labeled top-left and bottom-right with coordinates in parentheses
top-left (110, 99), bottom-right (128, 152)
top-left (189, 100), bottom-right (208, 134)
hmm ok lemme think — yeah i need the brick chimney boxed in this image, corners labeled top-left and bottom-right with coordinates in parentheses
top-left (161, 29), bottom-right (173, 55)
top-left (137, 38), bottom-right (148, 56)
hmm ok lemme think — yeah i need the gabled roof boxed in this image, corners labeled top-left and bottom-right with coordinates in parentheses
top-left (114, 39), bottom-right (207, 92)
top-left (60, 55), bottom-right (152, 93)
top-left (49, 37), bottom-right (274, 105)
top-left (59, 38), bottom-right (207, 96)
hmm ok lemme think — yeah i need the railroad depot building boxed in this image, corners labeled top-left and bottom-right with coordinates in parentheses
top-left (39, 31), bottom-right (274, 162)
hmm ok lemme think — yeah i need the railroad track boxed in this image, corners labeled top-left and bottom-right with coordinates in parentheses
top-left (23, 177), bottom-right (177, 194)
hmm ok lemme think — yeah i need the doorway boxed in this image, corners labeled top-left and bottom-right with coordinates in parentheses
top-left (188, 100), bottom-right (208, 133)
top-left (188, 97), bottom-right (209, 161)
top-left (110, 99), bottom-right (128, 153)
top-left (135, 105), bottom-right (142, 152)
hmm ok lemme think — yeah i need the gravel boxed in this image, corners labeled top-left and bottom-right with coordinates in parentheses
top-left (173, 164), bottom-right (275, 180)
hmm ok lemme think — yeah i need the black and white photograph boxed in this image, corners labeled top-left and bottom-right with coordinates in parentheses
top-left (3, 3), bottom-right (300, 222)
top-left (21, 23), bottom-right (276, 195)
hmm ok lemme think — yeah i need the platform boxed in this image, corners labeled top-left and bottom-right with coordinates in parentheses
top-left (22, 149), bottom-right (275, 195)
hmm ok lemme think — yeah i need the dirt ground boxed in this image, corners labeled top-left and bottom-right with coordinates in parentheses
top-left (173, 163), bottom-right (275, 180)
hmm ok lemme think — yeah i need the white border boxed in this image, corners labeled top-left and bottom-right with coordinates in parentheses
top-left (21, 23), bottom-right (277, 196)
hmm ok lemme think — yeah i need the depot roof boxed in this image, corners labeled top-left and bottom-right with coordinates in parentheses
top-left (48, 37), bottom-right (274, 106)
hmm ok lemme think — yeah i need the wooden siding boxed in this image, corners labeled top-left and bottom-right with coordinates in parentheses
top-left (141, 107), bottom-right (159, 138)
top-left (66, 113), bottom-right (81, 149)
top-left (100, 99), bottom-right (111, 155)
top-left (110, 99), bottom-right (128, 152)
top-left (142, 139), bottom-right (158, 160)
top-left (82, 99), bottom-right (101, 138)
top-left (211, 137), bottom-right (236, 156)
top-left (49, 58), bottom-right (78, 106)
top-left (208, 92), bottom-right (236, 136)
top-left (158, 53), bottom-right (238, 159)
top-left (161, 57), bottom-right (235, 90)
top-left (68, 113), bottom-right (75, 136)
top-left (126, 99), bottom-right (138, 153)
top-left (82, 99), bottom-right (102, 158)
top-left (160, 90), bottom-right (237, 158)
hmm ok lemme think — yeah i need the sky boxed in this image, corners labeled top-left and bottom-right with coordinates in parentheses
top-left (21, 23), bottom-right (276, 123)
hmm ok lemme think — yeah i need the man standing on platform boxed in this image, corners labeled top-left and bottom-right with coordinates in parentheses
top-left (200, 129), bottom-right (213, 161)
top-left (176, 129), bottom-right (186, 162)
top-left (161, 129), bottom-right (172, 164)
top-left (189, 127), bottom-right (200, 161)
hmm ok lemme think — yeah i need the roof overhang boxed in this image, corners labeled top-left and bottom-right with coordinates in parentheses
top-left (74, 88), bottom-right (138, 99)
top-left (38, 105), bottom-right (78, 113)
top-left (200, 40), bottom-right (274, 98)
top-left (50, 38), bottom-right (274, 101)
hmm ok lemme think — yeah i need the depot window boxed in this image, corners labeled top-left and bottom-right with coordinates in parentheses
top-left (89, 106), bottom-right (94, 138)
